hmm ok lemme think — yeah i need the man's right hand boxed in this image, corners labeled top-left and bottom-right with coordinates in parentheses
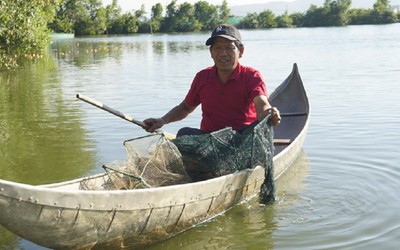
top-left (143, 118), bottom-right (165, 132)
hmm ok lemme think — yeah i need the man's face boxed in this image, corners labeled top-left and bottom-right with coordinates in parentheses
top-left (210, 37), bottom-right (243, 73)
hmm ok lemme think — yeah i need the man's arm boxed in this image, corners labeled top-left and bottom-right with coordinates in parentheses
top-left (253, 95), bottom-right (281, 126)
top-left (143, 101), bottom-right (196, 132)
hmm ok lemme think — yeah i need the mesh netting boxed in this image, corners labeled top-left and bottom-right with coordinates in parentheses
top-left (100, 116), bottom-right (275, 203)
top-left (173, 116), bottom-right (275, 203)
top-left (103, 134), bottom-right (192, 189)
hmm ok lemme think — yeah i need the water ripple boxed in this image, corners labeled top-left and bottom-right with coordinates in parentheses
top-left (273, 148), bottom-right (400, 249)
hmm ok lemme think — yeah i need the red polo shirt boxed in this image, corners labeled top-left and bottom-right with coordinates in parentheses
top-left (185, 64), bottom-right (267, 132)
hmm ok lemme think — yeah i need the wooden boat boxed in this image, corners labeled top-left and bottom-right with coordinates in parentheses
top-left (0, 63), bottom-right (309, 249)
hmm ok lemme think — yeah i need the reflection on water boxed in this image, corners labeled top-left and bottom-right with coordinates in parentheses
top-left (0, 57), bottom-right (97, 184)
top-left (50, 34), bottom-right (208, 69)
top-left (51, 40), bottom-right (124, 67)
top-left (275, 150), bottom-right (309, 206)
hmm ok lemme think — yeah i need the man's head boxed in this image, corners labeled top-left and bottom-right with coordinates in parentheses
top-left (207, 24), bottom-right (244, 74)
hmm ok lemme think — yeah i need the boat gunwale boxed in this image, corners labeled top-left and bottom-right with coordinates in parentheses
top-left (0, 165), bottom-right (266, 210)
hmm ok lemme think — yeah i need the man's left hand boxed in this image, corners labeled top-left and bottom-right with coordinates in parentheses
top-left (266, 107), bottom-right (281, 126)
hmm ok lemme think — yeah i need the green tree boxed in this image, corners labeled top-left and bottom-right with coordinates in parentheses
top-left (50, 0), bottom-right (107, 36)
top-left (258, 9), bottom-right (277, 28)
top-left (135, 4), bottom-right (147, 19)
top-left (194, 1), bottom-right (218, 30)
top-left (151, 3), bottom-right (163, 21)
top-left (348, 8), bottom-right (373, 24)
top-left (218, 0), bottom-right (230, 24)
top-left (175, 2), bottom-right (201, 32)
top-left (290, 12), bottom-right (305, 27)
top-left (348, 0), bottom-right (398, 24)
top-left (371, 0), bottom-right (398, 23)
top-left (302, 0), bottom-right (351, 27)
top-left (374, 0), bottom-right (391, 12)
top-left (0, 0), bottom-right (59, 68)
top-left (161, 0), bottom-right (178, 32)
top-left (302, 4), bottom-right (327, 26)
top-left (324, 0), bottom-right (351, 26)
top-left (49, 0), bottom-right (85, 33)
top-left (123, 13), bottom-right (139, 33)
top-left (135, 5), bottom-right (151, 33)
top-left (239, 12), bottom-right (259, 29)
top-left (276, 11), bottom-right (294, 28)
top-left (75, 0), bottom-right (107, 35)
top-left (104, 2), bottom-right (139, 34)
top-left (150, 3), bottom-right (163, 33)
top-left (105, 0), bottom-right (123, 34)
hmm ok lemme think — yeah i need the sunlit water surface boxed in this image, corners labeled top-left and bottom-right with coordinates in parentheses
top-left (0, 24), bottom-right (399, 249)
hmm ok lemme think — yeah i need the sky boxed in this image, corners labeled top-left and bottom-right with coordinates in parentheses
top-left (102, 0), bottom-right (295, 12)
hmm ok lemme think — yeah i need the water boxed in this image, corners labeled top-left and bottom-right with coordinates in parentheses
top-left (1, 23), bottom-right (399, 249)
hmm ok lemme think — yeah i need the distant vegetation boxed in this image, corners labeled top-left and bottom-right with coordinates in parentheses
top-left (49, 0), bottom-right (399, 34)
top-left (48, 0), bottom-right (232, 35)
top-left (1, 0), bottom-right (399, 68)
top-left (240, 0), bottom-right (399, 28)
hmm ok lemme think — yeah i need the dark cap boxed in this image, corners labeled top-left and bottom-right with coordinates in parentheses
top-left (205, 24), bottom-right (242, 46)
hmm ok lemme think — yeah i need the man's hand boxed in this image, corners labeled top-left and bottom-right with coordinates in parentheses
top-left (266, 107), bottom-right (281, 126)
top-left (143, 118), bottom-right (165, 132)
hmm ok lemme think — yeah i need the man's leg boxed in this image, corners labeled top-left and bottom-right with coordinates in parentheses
top-left (176, 127), bottom-right (205, 137)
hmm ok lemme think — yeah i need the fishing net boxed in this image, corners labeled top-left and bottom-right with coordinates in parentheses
top-left (102, 134), bottom-right (192, 189)
top-left (100, 116), bottom-right (275, 203)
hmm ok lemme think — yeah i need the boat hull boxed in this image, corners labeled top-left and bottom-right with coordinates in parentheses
top-left (0, 63), bottom-right (309, 249)
top-left (0, 165), bottom-right (265, 248)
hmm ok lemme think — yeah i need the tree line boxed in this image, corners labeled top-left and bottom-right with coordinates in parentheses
top-left (49, 0), bottom-right (231, 35)
top-left (49, 0), bottom-right (399, 34)
top-left (1, 0), bottom-right (399, 68)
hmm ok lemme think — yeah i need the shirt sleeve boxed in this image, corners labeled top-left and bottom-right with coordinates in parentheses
top-left (248, 69), bottom-right (267, 100)
top-left (184, 72), bottom-right (201, 107)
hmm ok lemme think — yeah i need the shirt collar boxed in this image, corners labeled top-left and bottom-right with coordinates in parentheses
top-left (211, 63), bottom-right (242, 82)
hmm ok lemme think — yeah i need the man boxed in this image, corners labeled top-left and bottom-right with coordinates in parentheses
top-left (143, 24), bottom-right (281, 136)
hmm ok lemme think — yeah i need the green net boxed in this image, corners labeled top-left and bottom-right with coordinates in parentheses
top-left (101, 116), bottom-right (275, 203)
top-left (172, 116), bottom-right (275, 203)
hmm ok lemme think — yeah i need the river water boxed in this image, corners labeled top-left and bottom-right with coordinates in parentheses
top-left (1, 23), bottom-right (399, 249)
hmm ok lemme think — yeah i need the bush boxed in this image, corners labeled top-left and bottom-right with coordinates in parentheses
top-left (0, 0), bottom-right (57, 69)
